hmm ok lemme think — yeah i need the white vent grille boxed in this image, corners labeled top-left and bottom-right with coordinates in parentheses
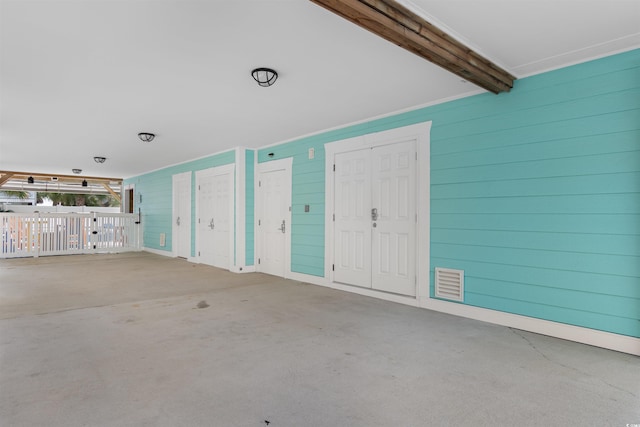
top-left (435, 268), bottom-right (464, 301)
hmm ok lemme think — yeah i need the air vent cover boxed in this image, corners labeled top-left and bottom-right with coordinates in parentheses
top-left (435, 268), bottom-right (464, 301)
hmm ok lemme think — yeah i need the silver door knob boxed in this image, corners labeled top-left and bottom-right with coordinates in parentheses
top-left (279, 220), bottom-right (286, 233)
top-left (176, 217), bottom-right (180, 226)
top-left (209, 219), bottom-right (215, 229)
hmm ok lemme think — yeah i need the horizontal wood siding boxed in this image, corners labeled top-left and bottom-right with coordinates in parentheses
top-left (124, 151), bottom-right (235, 256)
top-left (259, 49), bottom-right (639, 337)
top-left (430, 49), bottom-right (640, 337)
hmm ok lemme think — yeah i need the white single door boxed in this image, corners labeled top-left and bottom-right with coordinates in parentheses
top-left (257, 160), bottom-right (291, 277)
top-left (197, 165), bottom-right (234, 269)
top-left (333, 140), bottom-right (416, 296)
top-left (172, 172), bottom-right (191, 258)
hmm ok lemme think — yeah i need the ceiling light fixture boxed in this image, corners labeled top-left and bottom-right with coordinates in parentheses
top-left (72, 169), bottom-right (82, 174)
top-left (82, 180), bottom-right (88, 187)
top-left (251, 68), bottom-right (278, 87)
top-left (27, 176), bottom-right (34, 184)
top-left (94, 156), bottom-right (106, 163)
top-left (138, 132), bottom-right (155, 142)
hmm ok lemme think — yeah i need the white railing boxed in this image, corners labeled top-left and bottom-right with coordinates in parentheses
top-left (1, 212), bottom-right (141, 258)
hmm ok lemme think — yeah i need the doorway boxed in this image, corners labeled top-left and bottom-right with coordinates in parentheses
top-left (256, 158), bottom-right (292, 278)
top-left (196, 164), bottom-right (234, 270)
top-left (325, 122), bottom-right (431, 298)
top-left (334, 140), bottom-right (416, 295)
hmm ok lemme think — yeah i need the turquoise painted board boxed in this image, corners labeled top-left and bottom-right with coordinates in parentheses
top-left (426, 50), bottom-right (640, 338)
top-left (258, 49), bottom-right (640, 337)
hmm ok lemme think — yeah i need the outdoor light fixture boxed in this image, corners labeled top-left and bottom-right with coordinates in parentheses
top-left (94, 156), bottom-right (106, 163)
top-left (72, 169), bottom-right (82, 174)
top-left (82, 180), bottom-right (88, 187)
top-left (27, 176), bottom-right (34, 184)
top-left (138, 132), bottom-right (155, 142)
top-left (251, 68), bottom-right (278, 87)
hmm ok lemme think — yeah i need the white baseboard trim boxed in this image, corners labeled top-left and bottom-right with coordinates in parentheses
top-left (230, 265), bottom-right (256, 273)
top-left (143, 247), bottom-right (174, 257)
top-left (308, 277), bottom-right (639, 356)
top-left (286, 271), bottom-right (328, 286)
top-left (327, 282), bottom-right (421, 307)
top-left (419, 298), bottom-right (640, 356)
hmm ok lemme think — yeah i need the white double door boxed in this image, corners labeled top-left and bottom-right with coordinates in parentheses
top-left (196, 165), bottom-right (234, 270)
top-left (334, 140), bottom-right (417, 296)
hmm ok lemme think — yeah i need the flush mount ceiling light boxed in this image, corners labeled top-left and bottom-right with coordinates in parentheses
top-left (138, 132), bottom-right (155, 142)
top-left (94, 156), bottom-right (106, 163)
top-left (251, 68), bottom-right (278, 87)
top-left (72, 168), bottom-right (82, 174)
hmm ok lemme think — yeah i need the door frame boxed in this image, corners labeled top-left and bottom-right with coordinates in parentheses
top-left (195, 164), bottom-right (235, 268)
top-left (172, 172), bottom-right (192, 258)
top-left (324, 121), bottom-right (431, 300)
top-left (255, 157), bottom-right (293, 278)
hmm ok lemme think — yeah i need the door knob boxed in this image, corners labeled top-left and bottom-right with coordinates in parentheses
top-left (176, 217), bottom-right (180, 226)
top-left (371, 208), bottom-right (378, 221)
top-left (209, 219), bottom-right (215, 229)
top-left (279, 220), bottom-right (286, 233)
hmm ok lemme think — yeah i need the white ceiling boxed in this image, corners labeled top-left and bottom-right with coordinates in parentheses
top-left (1, 0), bottom-right (638, 179)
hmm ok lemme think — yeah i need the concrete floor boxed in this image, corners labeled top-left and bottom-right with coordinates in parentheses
top-left (1, 252), bottom-right (638, 427)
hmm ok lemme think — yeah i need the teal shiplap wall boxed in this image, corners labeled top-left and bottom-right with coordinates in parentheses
top-left (124, 150), bottom-right (235, 256)
top-left (258, 49), bottom-right (639, 337)
top-left (429, 51), bottom-right (640, 338)
top-left (245, 149), bottom-right (255, 266)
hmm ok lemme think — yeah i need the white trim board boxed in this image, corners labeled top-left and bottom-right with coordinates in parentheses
top-left (143, 247), bottom-right (173, 257)
top-left (306, 274), bottom-right (639, 356)
top-left (235, 147), bottom-right (246, 270)
top-left (420, 298), bottom-right (640, 356)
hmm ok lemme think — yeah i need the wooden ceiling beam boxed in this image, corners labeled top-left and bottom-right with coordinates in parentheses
top-left (0, 170), bottom-right (122, 184)
top-left (0, 172), bottom-right (15, 187)
top-left (102, 183), bottom-right (122, 202)
top-left (309, 0), bottom-right (515, 93)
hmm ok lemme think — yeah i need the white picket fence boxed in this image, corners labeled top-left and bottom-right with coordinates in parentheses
top-left (1, 212), bottom-right (141, 258)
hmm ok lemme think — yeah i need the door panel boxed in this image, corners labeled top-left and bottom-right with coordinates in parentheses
top-left (258, 168), bottom-right (289, 277)
top-left (212, 171), bottom-right (232, 269)
top-left (371, 140), bottom-right (416, 296)
top-left (334, 149), bottom-right (372, 288)
top-left (172, 173), bottom-right (191, 259)
top-left (198, 174), bottom-right (215, 266)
